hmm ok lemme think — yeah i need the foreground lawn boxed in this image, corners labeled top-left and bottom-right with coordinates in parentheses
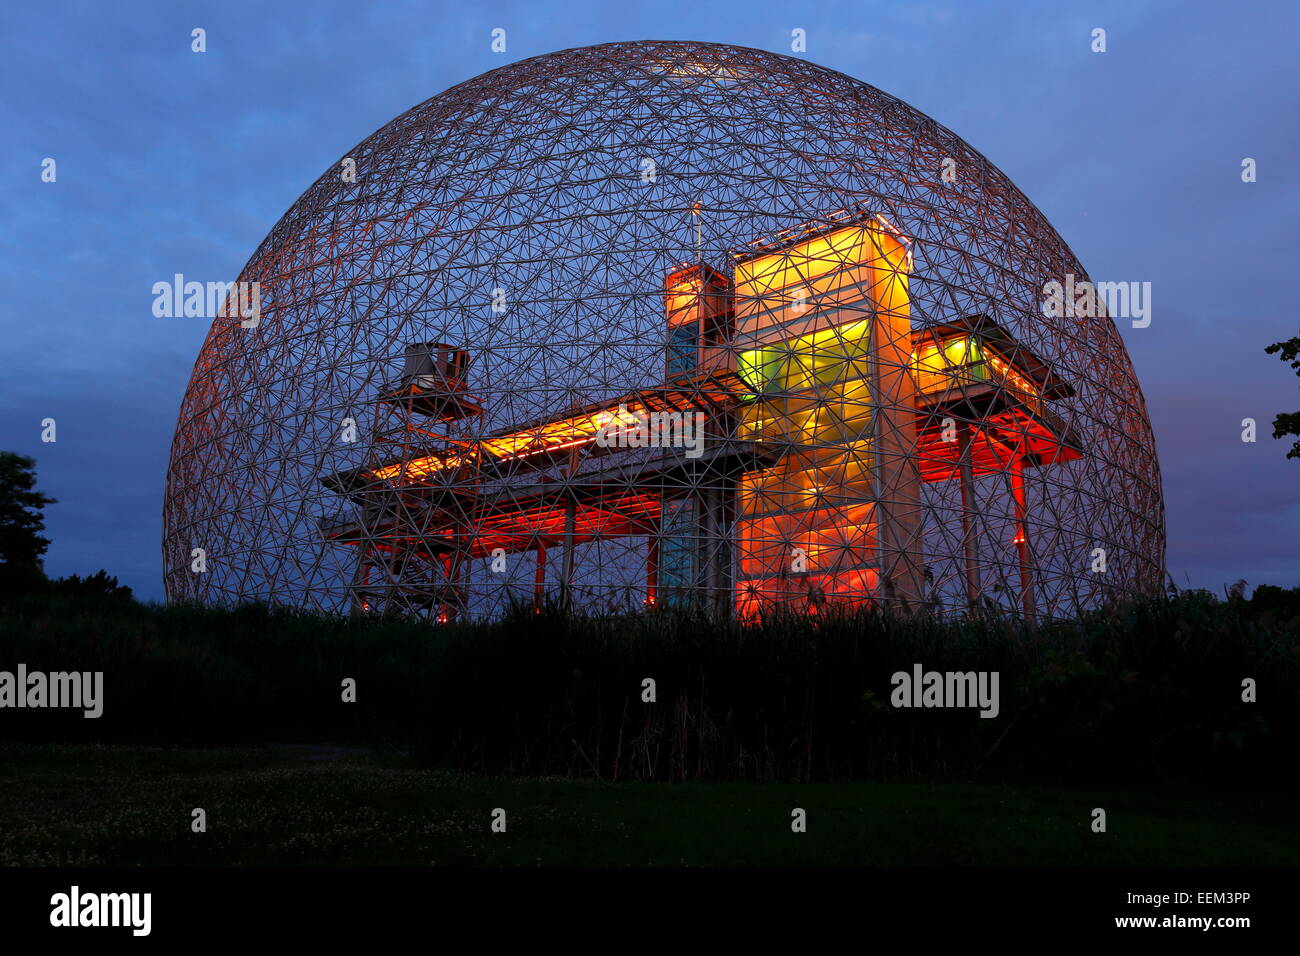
top-left (0, 744), bottom-right (1295, 866)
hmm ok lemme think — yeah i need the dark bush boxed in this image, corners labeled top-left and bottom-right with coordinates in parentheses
top-left (0, 588), bottom-right (1295, 786)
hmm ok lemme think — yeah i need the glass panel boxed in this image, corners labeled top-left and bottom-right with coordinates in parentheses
top-left (667, 325), bottom-right (697, 376)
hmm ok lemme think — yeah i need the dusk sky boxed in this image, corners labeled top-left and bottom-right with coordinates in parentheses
top-left (2, 0), bottom-right (1296, 601)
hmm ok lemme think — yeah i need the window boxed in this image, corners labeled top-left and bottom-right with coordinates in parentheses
top-left (667, 325), bottom-right (698, 376)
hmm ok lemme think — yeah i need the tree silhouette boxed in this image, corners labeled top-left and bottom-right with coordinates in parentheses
top-left (1266, 336), bottom-right (1300, 460)
top-left (0, 452), bottom-right (57, 595)
top-left (49, 569), bottom-right (133, 599)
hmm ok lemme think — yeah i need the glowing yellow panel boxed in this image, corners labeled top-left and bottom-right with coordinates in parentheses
top-left (735, 226), bottom-right (871, 302)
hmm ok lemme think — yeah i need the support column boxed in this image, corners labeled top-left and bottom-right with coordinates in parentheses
top-left (698, 482), bottom-right (720, 617)
top-left (1010, 456), bottom-right (1035, 623)
top-left (441, 551), bottom-right (460, 623)
top-left (534, 542), bottom-right (547, 612)
top-left (560, 499), bottom-right (576, 611)
top-left (350, 559), bottom-right (370, 615)
top-left (871, 307), bottom-right (924, 611)
top-left (956, 422), bottom-right (982, 611)
top-left (646, 533), bottom-right (659, 607)
top-left (714, 478), bottom-right (735, 621)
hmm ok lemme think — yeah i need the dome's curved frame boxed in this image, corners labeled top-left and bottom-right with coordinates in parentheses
top-left (163, 40), bottom-right (1164, 621)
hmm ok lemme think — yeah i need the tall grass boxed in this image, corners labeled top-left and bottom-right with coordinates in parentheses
top-left (1, 588), bottom-right (1296, 785)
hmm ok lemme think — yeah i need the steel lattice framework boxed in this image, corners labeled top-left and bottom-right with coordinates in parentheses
top-left (163, 40), bottom-right (1164, 621)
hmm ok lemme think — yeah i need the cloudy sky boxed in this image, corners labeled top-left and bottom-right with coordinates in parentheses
top-left (2, 0), bottom-right (1296, 600)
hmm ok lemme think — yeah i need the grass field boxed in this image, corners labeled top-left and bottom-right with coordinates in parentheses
top-left (2, 743), bottom-right (1295, 867)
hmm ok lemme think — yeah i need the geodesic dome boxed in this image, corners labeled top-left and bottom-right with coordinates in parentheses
top-left (163, 39), bottom-right (1164, 620)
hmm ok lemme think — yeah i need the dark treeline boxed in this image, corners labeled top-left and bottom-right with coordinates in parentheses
top-left (0, 587), bottom-right (1296, 786)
